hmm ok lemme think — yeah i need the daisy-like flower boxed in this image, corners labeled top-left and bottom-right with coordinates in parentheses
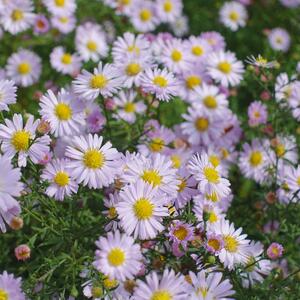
top-left (205, 232), bottom-right (224, 255)
top-left (0, 79), bottom-right (17, 112)
top-left (0, 271), bottom-right (25, 300)
top-left (219, 1), bottom-right (248, 31)
top-left (73, 62), bottom-right (123, 101)
top-left (140, 67), bottom-right (178, 102)
top-left (181, 105), bottom-right (224, 145)
top-left (134, 269), bottom-right (189, 300)
top-left (50, 46), bottom-right (82, 75)
top-left (75, 22), bottom-right (108, 62)
top-left (0, 155), bottom-right (23, 233)
top-left (248, 101), bottom-right (268, 127)
top-left (160, 38), bottom-right (191, 73)
top-left (122, 153), bottom-right (179, 199)
top-left (39, 89), bottom-right (85, 137)
top-left (168, 220), bottom-right (194, 250)
top-left (0, 114), bottom-right (51, 167)
top-left (238, 139), bottom-right (271, 184)
top-left (284, 165), bottom-right (300, 195)
top-left (188, 153), bottom-right (231, 198)
top-left (43, 0), bottom-right (76, 16)
top-left (117, 180), bottom-right (169, 240)
top-left (200, 31), bottom-right (226, 51)
top-left (113, 90), bottom-right (146, 124)
top-left (241, 242), bottom-right (272, 288)
top-left (6, 49), bottom-right (41, 87)
top-left (188, 270), bottom-right (235, 300)
top-left (129, 1), bottom-right (159, 33)
top-left (41, 158), bottom-right (78, 201)
top-left (268, 28), bottom-right (291, 53)
top-left (112, 32), bottom-right (150, 62)
top-left (190, 84), bottom-right (228, 116)
top-left (272, 135), bottom-right (298, 164)
top-left (93, 230), bottom-right (142, 281)
top-left (267, 242), bottom-right (284, 260)
top-left (65, 134), bottom-right (121, 189)
top-left (0, 0), bottom-right (35, 35)
top-left (184, 36), bottom-right (212, 63)
top-left (51, 14), bottom-right (76, 34)
top-left (212, 219), bottom-right (250, 270)
top-left (156, 0), bottom-right (183, 23)
top-left (206, 51), bottom-right (244, 87)
top-left (34, 14), bottom-right (50, 35)
top-left (245, 55), bottom-right (277, 69)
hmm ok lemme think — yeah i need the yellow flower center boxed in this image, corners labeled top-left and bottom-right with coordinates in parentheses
top-left (163, 0), bottom-right (173, 12)
top-left (209, 155), bottom-right (220, 167)
top-left (126, 63), bottom-right (141, 76)
top-left (207, 238), bottom-right (221, 251)
top-left (254, 111), bottom-right (260, 118)
top-left (11, 9), bottom-right (24, 21)
top-left (61, 53), bottom-right (72, 65)
top-left (18, 62), bottom-right (31, 75)
top-left (224, 235), bottom-right (238, 252)
top-left (108, 207), bottom-right (117, 219)
top-left (91, 287), bottom-right (103, 298)
top-left (141, 169), bottom-right (162, 186)
top-left (297, 177), bottom-right (300, 186)
top-left (195, 117), bottom-right (209, 132)
top-left (173, 226), bottom-right (188, 240)
top-left (192, 46), bottom-right (204, 56)
top-left (186, 75), bottom-right (201, 89)
top-left (107, 248), bottom-right (125, 267)
top-left (246, 256), bottom-right (256, 272)
top-left (229, 11), bottom-right (239, 21)
top-left (0, 289), bottom-right (8, 300)
top-left (203, 96), bottom-right (217, 109)
top-left (83, 149), bottom-right (105, 169)
top-left (124, 102), bottom-right (136, 113)
top-left (153, 76), bottom-right (168, 87)
top-left (59, 16), bottom-right (69, 23)
top-left (11, 130), bottom-right (30, 151)
top-left (55, 0), bottom-right (65, 7)
top-left (276, 37), bottom-right (283, 44)
top-left (249, 151), bottom-right (263, 167)
top-left (177, 178), bottom-right (186, 193)
top-left (203, 167), bottom-right (220, 183)
top-left (140, 9), bottom-right (152, 22)
top-left (171, 155), bottom-right (181, 169)
top-left (151, 290), bottom-right (172, 300)
top-left (87, 41), bottom-right (97, 52)
top-left (171, 50), bottom-right (182, 62)
top-left (90, 74), bottom-right (108, 89)
top-left (149, 137), bottom-right (164, 152)
top-left (275, 144), bottom-right (285, 157)
top-left (257, 56), bottom-right (268, 65)
top-left (127, 45), bottom-right (140, 55)
top-left (103, 277), bottom-right (118, 289)
top-left (55, 103), bottom-right (72, 121)
top-left (119, 0), bottom-right (131, 5)
top-left (133, 197), bottom-right (154, 220)
top-left (54, 171), bottom-right (69, 187)
top-left (218, 61), bottom-right (232, 74)
top-left (208, 211), bottom-right (218, 223)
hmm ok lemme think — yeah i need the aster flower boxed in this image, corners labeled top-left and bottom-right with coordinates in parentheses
top-left (65, 134), bottom-right (121, 189)
top-left (93, 230), bottom-right (142, 281)
top-left (248, 101), bottom-right (268, 127)
top-left (51, 14), bottom-right (76, 34)
top-left (168, 220), bottom-right (194, 250)
top-left (113, 90), bottom-right (146, 124)
top-left (284, 165), bottom-right (300, 196)
top-left (73, 62), bottom-right (123, 101)
top-left (272, 135), bottom-right (298, 164)
top-left (39, 88), bottom-right (85, 137)
top-left (75, 22), bottom-right (108, 62)
top-left (50, 46), bottom-right (82, 75)
top-left (184, 36), bottom-right (212, 63)
top-left (140, 67), bottom-right (178, 102)
top-left (200, 31), bottom-right (226, 51)
top-left (43, 0), bottom-right (76, 16)
top-left (0, 114), bottom-right (51, 167)
top-left (103, 192), bottom-right (120, 232)
top-left (188, 270), bottom-right (235, 300)
top-left (34, 14), bottom-right (50, 35)
top-left (0, 271), bottom-right (25, 300)
top-left (212, 219), bottom-right (250, 270)
top-left (86, 105), bottom-right (106, 133)
top-left (117, 180), bottom-right (169, 240)
top-left (0, 79), bottom-right (17, 112)
top-left (205, 233), bottom-right (225, 255)
top-left (156, 0), bottom-right (183, 23)
top-left (122, 153), bottom-right (179, 199)
top-left (267, 242), bottom-right (284, 260)
top-left (0, 0), bottom-right (35, 35)
top-left (134, 269), bottom-right (189, 300)
top-left (219, 1), bottom-right (248, 31)
top-left (0, 155), bottom-right (23, 233)
top-left (206, 50), bottom-right (244, 87)
top-left (245, 55), bottom-right (277, 69)
top-left (268, 28), bottom-right (291, 53)
top-left (6, 49), bottom-right (41, 87)
top-left (41, 158), bottom-right (78, 201)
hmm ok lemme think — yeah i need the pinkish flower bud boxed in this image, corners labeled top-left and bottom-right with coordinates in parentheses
top-left (15, 244), bottom-right (31, 261)
top-left (104, 98), bottom-right (116, 110)
top-left (267, 242), bottom-right (283, 260)
top-left (10, 217), bottom-right (24, 230)
top-left (37, 119), bottom-right (51, 134)
top-left (39, 151), bottom-right (52, 165)
top-left (260, 90), bottom-right (271, 101)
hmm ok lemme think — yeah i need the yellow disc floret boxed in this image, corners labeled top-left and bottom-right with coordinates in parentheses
top-left (83, 149), bottom-right (105, 169)
top-left (11, 130), bottom-right (30, 151)
top-left (55, 103), bottom-right (72, 121)
top-left (54, 171), bottom-right (70, 187)
top-left (134, 198), bottom-right (154, 220)
top-left (107, 248), bottom-right (125, 267)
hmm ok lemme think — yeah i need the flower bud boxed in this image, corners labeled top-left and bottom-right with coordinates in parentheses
top-left (15, 244), bottom-right (31, 261)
